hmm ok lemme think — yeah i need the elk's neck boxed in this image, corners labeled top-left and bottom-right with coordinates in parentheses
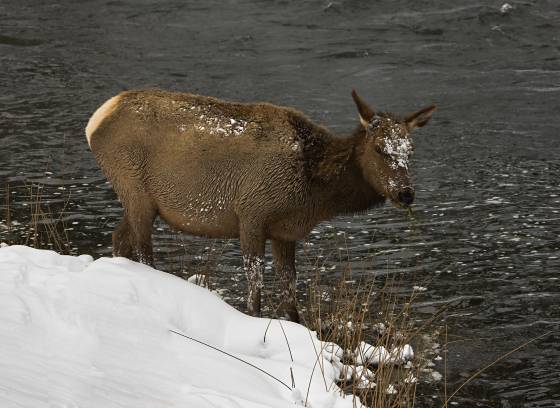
top-left (314, 130), bottom-right (386, 217)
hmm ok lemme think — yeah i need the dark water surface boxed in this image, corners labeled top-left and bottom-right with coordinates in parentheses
top-left (1, 0), bottom-right (559, 406)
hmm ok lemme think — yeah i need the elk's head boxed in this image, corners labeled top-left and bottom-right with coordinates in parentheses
top-left (352, 90), bottom-right (436, 209)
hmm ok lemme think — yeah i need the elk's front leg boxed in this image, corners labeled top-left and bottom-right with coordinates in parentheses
top-left (240, 224), bottom-right (265, 317)
top-left (272, 240), bottom-right (300, 323)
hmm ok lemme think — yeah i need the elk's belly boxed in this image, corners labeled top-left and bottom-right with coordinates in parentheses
top-left (157, 205), bottom-right (240, 239)
top-left (268, 213), bottom-right (319, 242)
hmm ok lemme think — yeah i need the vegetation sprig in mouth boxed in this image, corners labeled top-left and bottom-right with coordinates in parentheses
top-left (389, 198), bottom-right (413, 213)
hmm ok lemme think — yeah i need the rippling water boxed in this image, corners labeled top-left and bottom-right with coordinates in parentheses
top-left (1, 0), bottom-right (559, 406)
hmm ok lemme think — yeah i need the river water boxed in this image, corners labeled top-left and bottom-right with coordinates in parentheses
top-left (1, 0), bottom-right (559, 406)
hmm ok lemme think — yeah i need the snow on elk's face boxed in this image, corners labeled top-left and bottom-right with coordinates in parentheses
top-left (367, 116), bottom-right (415, 207)
top-left (351, 90), bottom-right (436, 209)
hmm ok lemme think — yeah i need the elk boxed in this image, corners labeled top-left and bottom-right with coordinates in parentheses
top-left (86, 89), bottom-right (435, 322)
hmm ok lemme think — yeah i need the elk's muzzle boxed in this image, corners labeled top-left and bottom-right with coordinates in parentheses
top-left (397, 187), bottom-right (415, 207)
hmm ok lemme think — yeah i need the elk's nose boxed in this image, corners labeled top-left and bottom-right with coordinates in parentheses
top-left (398, 187), bottom-right (415, 206)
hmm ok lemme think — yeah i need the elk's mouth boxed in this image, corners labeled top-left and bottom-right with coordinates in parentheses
top-left (390, 187), bottom-right (415, 210)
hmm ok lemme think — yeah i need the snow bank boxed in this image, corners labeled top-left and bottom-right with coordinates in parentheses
top-left (0, 245), bottom-right (356, 408)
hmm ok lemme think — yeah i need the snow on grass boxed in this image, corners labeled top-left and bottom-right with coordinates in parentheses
top-left (354, 342), bottom-right (414, 366)
top-left (0, 245), bottom-right (358, 408)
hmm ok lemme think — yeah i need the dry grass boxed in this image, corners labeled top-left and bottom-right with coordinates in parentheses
top-left (2, 181), bottom-right (72, 253)
top-left (300, 262), bottom-right (431, 408)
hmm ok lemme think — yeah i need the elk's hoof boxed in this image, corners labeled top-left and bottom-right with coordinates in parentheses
top-left (281, 306), bottom-right (301, 323)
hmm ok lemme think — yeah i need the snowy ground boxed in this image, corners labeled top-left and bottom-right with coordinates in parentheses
top-left (0, 245), bottom-right (362, 408)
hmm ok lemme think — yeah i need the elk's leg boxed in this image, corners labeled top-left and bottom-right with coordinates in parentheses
top-left (240, 224), bottom-right (265, 317)
top-left (272, 239), bottom-right (300, 323)
top-left (117, 186), bottom-right (157, 266)
top-left (112, 216), bottom-right (134, 259)
top-left (128, 204), bottom-right (157, 266)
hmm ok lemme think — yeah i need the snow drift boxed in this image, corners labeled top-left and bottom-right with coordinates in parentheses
top-left (0, 245), bottom-right (356, 408)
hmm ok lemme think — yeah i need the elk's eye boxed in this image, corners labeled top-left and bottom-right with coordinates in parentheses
top-left (369, 118), bottom-right (381, 129)
top-left (375, 146), bottom-right (385, 156)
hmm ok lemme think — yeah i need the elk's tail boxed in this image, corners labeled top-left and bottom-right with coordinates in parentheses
top-left (85, 94), bottom-right (122, 148)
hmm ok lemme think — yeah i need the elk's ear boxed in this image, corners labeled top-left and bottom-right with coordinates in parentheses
top-left (405, 105), bottom-right (436, 131)
top-left (351, 89), bottom-right (376, 128)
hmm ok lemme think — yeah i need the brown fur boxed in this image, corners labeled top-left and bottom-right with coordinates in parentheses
top-left (87, 89), bottom-right (435, 322)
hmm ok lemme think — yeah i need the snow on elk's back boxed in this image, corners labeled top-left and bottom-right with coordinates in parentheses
top-left (185, 104), bottom-right (248, 136)
top-left (143, 98), bottom-right (249, 137)
top-left (0, 245), bottom-right (358, 408)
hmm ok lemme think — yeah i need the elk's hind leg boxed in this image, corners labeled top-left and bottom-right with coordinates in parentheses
top-left (272, 240), bottom-right (300, 323)
top-left (240, 223), bottom-right (266, 317)
top-left (114, 183), bottom-right (157, 266)
top-left (112, 216), bottom-right (134, 260)
top-left (127, 201), bottom-right (157, 266)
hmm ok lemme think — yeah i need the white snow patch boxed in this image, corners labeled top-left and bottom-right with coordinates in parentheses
top-left (385, 384), bottom-right (397, 395)
top-left (392, 344), bottom-right (415, 363)
top-left (431, 370), bottom-right (443, 382)
top-left (187, 273), bottom-right (208, 287)
top-left (388, 178), bottom-right (398, 190)
top-left (0, 245), bottom-right (357, 408)
top-left (380, 122), bottom-right (413, 170)
top-left (500, 3), bottom-right (513, 14)
top-left (355, 343), bottom-right (390, 365)
top-left (404, 373), bottom-right (417, 384)
top-left (422, 368), bottom-right (443, 382)
top-left (354, 341), bottom-right (414, 365)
